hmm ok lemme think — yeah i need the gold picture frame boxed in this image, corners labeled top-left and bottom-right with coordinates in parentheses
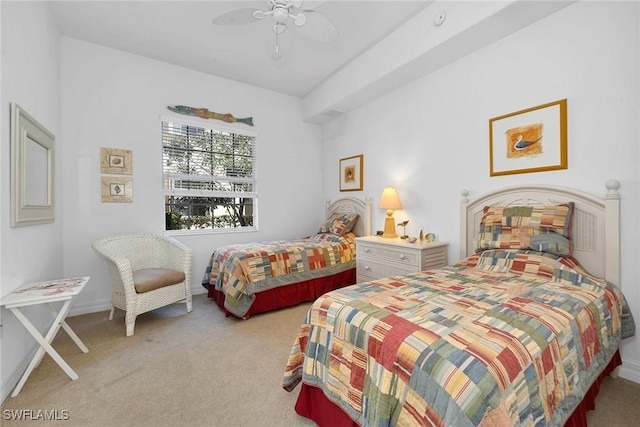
top-left (101, 147), bottom-right (133, 175)
top-left (489, 99), bottom-right (567, 176)
top-left (101, 177), bottom-right (133, 203)
top-left (339, 154), bottom-right (363, 192)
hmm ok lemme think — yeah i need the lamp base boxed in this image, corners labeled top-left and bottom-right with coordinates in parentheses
top-left (381, 216), bottom-right (397, 238)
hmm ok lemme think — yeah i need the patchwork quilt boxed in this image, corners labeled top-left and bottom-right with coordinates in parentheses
top-left (283, 250), bottom-right (635, 426)
top-left (204, 232), bottom-right (357, 317)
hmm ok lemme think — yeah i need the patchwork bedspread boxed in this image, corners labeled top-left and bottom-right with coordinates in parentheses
top-left (204, 232), bottom-right (356, 317)
top-left (283, 250), bottom-right (635, 426)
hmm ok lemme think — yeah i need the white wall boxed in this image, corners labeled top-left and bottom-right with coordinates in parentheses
top-left (60, 37), bottom-right (324, 314)
top-left (321, 1), bottom-right (640, 382)
top-left (0, 1), bottom-right (64, 403)
top-left (2, 0), bottom-right (638, 404)
top-left (1, 6), bottom-right (324, 400)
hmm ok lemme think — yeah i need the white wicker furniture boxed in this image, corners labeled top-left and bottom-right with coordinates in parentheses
top-left (0, 277), bottom-right (90, 396)
top-left (92, 233), bottom-right (193, 336)
top-left (355, 236), bottom-right (448, 283)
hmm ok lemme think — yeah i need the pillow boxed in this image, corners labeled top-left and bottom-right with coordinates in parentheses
top-left (476, 203), bottom-right (574, 255)
top-left (467, 249), bottom-right (601, 285)
top-left (318, 213), bottom-right (359, 236)
top-left (311, 232), bottom-right (356, 243)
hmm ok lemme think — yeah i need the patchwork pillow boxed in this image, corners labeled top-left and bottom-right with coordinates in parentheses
top-left (318, 213), bottom-right (359, 236)
top-left (466, 249), bottom-right (600, 285)
top-left (476, 203), bottom-right (574, 255)
top-left (311, 231), bottom-right (356, 243)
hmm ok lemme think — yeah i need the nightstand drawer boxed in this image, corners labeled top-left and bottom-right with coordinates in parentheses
top-left (422, 248), bottom-right (448, 270)
top-left (357, 258), bottom-right (414, 280)
top-left (355, 236), bottom-right (449, 282)
top-left (357, 242), bottom-right (420, 268)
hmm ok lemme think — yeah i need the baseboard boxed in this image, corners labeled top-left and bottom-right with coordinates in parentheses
top-left (1, 343), bottom-right (40, 404)
top-left (68, 283), bottom-right (208, 317)
top-left (618, 360), bottom-right (640, 384)
top-left (69, 298), bottom-right (111, 317)
top-left (192, 284), bottom-right (207, 296)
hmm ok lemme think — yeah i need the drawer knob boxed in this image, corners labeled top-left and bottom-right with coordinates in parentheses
top-left (364, 266), bottom-right (370, 271)
top-left (399, 254), bottom-right (406, 260)
top-left (364, 248), bottom-right (370, 253)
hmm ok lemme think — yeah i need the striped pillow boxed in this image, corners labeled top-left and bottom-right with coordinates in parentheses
top-left (476, 203), bottom-right (574, 255)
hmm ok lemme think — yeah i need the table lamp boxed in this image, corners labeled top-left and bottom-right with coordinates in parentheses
top-left (378, 186), bottom-right (402, 238)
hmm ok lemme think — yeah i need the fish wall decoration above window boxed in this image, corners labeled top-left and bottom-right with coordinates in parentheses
top-left (167, 105), bottom-right (254, 126)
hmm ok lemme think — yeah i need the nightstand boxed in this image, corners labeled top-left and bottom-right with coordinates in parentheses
top-left (355, 236), bottom-right (448, 282)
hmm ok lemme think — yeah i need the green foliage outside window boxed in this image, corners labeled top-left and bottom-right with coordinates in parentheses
top-left (162, 121), bottom-right (256, 231)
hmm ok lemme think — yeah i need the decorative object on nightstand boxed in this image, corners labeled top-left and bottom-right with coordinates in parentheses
top-left (355, 236), bottom-right (448, 283)
top-left (397, 220), bottom-right (409, 239)
top-left (378, 186), bottom-right (402, 238)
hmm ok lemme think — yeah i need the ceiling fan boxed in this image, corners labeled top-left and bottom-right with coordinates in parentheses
top-left (212, 0), bottom-right (339, 60)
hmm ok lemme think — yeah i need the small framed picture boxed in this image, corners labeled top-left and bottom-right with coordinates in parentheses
top-left (101, 147), bottom-right (132, 175)
top-left (101, 177), bottom-right (133, 203)
top-left (489, 99), bottom-right (567, 176)
top-left (339, 154), bottom-right (363, 192)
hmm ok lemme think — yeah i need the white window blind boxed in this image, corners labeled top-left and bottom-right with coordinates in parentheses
top-left (162, 118), bottom-right (257, 231)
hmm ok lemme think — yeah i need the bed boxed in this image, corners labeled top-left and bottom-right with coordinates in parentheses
top-left (283, 181), bottom-right (636, 426)
top-left (202, 197), bottom-right (372, 318)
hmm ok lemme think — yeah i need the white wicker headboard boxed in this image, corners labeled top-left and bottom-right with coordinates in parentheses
top-left (326, 197), bottom-right (372, 237)
top-left (460, 180), bottom-right (621, 287)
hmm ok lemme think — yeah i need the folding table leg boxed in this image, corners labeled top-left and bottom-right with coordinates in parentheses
top-left (46, 303), bottom-right (89, 353)
top-left (9, 300), bottom-right (78, 397)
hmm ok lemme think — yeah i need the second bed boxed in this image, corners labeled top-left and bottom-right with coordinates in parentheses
top-left (202, 197), bottom-right (372, 318)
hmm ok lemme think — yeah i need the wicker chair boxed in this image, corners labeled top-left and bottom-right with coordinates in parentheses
top-left (92, 233), bottom-right (193, 336)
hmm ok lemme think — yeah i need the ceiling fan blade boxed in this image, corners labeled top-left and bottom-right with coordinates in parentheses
top-left (212, 8), bottom-right (261, 26)
top-left (298, 1), bottom-right (325, 10)
top-left (296, 10), bottom-right (338, 42)
top-left (266, 24), bottom-right (291, 60)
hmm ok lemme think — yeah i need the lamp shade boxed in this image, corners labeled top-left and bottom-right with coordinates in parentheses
top-left (378, 186), bottom-right (402, 210)
top-left (378, 186), bottom-right (402, 238)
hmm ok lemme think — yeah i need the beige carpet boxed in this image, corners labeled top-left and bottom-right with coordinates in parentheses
top-left (1, 294), bottom-right (639, 426)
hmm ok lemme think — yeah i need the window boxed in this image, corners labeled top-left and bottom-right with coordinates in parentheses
top-left (162, 119), bottom-right (257, 232)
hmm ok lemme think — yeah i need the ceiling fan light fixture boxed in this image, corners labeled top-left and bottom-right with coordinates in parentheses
top-left (272, 7), bottom-right (288, 24)
top-left (212, 0), bottom-right (338, 60)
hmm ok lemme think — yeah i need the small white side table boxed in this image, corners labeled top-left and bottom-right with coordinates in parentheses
top-left (0, 276), bottom-right (90, 397)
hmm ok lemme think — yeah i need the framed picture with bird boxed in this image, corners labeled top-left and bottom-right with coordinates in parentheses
top-left (339, 154), bottom-right (363, 192)
top-left (489, 99), bottom-right (567, 176)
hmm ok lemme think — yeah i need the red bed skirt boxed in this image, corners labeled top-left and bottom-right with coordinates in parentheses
top-left (208, 268), bottom-right (356, 318)
top-left (294, 350), bottom-right (623, 427)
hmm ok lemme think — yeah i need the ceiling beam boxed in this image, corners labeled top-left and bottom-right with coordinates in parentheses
top-left (302, 0), bottom-right (576, 124)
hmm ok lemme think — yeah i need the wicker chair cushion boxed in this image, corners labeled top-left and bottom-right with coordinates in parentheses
top-left (133, 268), bottom-right (186, 293)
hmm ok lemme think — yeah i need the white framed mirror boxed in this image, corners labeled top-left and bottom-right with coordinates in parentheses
top-left (11, 103), bottom-right (55, 227)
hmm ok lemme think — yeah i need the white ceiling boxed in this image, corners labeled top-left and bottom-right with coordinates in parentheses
top-left (49, 0), bottom-right (431, 98)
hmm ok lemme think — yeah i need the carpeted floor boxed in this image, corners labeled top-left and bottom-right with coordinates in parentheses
top-left (1, 293), bottom-right (639, 426)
